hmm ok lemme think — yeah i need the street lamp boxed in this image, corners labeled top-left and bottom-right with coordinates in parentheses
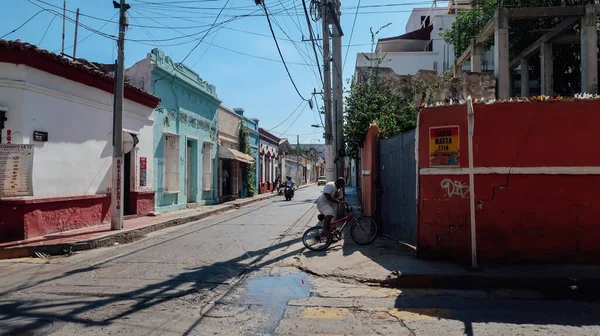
top-left (311, 124), bottom-right (323, 128)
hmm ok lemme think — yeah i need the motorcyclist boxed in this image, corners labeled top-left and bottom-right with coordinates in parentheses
top-left (285, 176), bottom-right (295, 197)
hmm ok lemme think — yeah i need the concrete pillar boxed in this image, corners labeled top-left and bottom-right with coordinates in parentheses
top-left (520, 58), bottom-right (530, 97)
top-left (453, 60), bottom-right (463, 78)
top-left (581, 4), bottom-right (598, 94)
top-left (494, 8), bottom-right (510, 99)
top-left (470, 39), bottom-right (482, 72)
top-left (540, 42), bottom-right (554, 96)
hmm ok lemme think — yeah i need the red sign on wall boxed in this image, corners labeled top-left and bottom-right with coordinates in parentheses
top-left (140, 157), bottom-right (147, 187)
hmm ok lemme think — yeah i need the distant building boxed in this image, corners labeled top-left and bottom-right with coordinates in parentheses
top-left (258, 128), bottom-right (280, 194)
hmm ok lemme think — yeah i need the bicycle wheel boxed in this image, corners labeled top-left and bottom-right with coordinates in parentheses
top-left (302, 226), bottom-right (333, 251)
top-left (350, 216), bottom-right (378, 245)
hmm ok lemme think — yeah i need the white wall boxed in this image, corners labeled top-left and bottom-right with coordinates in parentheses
top-left (0, 63), bottom-right (155, 198)
top-left (356, 51), bottom-right (441, 76)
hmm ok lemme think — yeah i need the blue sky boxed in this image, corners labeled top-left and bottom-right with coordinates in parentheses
top-left (1, 0), bottom-right (435, 144)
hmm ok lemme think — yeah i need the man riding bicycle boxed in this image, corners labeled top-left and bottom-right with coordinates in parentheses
top-left (316, 177), bottom-right (345, 234)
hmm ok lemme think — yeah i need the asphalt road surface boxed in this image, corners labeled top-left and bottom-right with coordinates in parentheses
top-left (1, 186), bottom-right (599, 336)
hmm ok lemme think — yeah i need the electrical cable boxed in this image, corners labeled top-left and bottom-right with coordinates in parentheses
top-left (268, 8), bottom-right (322, 86)
top-left (55, 12), bottom-right (119, 53)
top-left (279, 101), bottom-right (309, 136)
top-left (190, 0), bottom-right (236, 68)
top-left (343, 0), bottom-right (360, 69)
top-left (261, 2), bottom-right (309, 101)
top-left (37, 15), bottom-right (56, 45)
top-left (129, 9), bottom-right (312, 66)
top-left (153, 0), bottom-right (231, 84)
top-left (1, 9), bottom-right (46, 39)
top-left (268, 100), bottom-right (306, 132)
top-left (301, 0), bottom-right (323, 83)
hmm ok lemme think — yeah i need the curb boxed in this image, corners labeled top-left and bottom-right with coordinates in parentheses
top-left (298, 268), bottom-right (600, 292)
top-left (382, 272), bottom-right (600, 292)
top-left (0, 184), bottom-right (315, 260)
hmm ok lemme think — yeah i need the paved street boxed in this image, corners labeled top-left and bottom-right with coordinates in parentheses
top-left (1, 186), bottom-right (600, 336)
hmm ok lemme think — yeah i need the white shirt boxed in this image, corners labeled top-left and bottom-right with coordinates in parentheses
top-left (317, 182), bottom-right (337, 207)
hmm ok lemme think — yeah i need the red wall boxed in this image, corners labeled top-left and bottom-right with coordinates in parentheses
top-left (361, 125), bottom-right (379, 217)
top-left (418, 100), bottom-right (600, 264)
top-left (0, 191), bottom-right (155, 242)
top-left (259, 182), bottom-right (274, 194)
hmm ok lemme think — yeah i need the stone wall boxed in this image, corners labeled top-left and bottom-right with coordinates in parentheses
top-left (356, 67), bottom-right (497, 103)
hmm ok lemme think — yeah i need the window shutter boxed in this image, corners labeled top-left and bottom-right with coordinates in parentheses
top-left (164, 134), bottom-right (180, 193)
top-left (203, 143), bottom-right (213, 191)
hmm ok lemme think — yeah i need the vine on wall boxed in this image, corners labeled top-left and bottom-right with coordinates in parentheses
top-left (239, 121), bottom-right (257, 196)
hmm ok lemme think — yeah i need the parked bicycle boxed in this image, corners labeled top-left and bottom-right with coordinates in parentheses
top-left (302, 202), bottom-right (378, 251)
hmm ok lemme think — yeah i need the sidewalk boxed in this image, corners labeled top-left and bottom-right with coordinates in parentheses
top-left (295, 187), bottom-right (600, 291)
top-left (0, 184), bottom-right (315, 260)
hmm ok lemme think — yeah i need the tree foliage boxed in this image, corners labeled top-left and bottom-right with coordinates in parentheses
top-left (344, 25), bottom-right (436, 159)
top-left (440, 0), bottom-right (593, 95)
top-left (238, 121), bottom-right (256, 196)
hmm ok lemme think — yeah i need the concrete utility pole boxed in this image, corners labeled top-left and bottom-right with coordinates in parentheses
top-left (331, 0), bottom-right (344, 180)
top-left (321, 0), bottom-right (335, 183)
top-left (111, 0), bottom-right (129, 230)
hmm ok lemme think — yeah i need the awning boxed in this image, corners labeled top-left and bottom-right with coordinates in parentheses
top-left (218, 146), bottom-right (255, 164)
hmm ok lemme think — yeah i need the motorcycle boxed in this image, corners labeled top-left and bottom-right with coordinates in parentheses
top-left (284, 185), bottom-right (294, 201)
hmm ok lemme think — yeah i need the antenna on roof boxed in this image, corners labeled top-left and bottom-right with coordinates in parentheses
top-left (61, 0), bottom-right (66, 55)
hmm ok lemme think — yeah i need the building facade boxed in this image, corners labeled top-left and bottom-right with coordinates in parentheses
top-left (217, 105), bottom-right (254, 202)
top-left (126, 49), bottom-right (221, 213)
top-left (0, 40), bottom-right (160, 242)
top-left (238, 109), bottom-right (259, 196)
top-left (258, 128), bottom-right (280, 194)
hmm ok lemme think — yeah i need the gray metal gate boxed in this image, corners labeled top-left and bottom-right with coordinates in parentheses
top-left (378, 130), bottom-right (417, 245)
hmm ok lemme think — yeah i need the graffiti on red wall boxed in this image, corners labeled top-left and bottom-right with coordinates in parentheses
top-left (440, 178), bottom-right (470, 198)
top-left (429, 126), bottom-right (460, 167)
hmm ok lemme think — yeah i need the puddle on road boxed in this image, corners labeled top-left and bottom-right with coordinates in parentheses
top-left (242, 271), bottom-right (311, 334)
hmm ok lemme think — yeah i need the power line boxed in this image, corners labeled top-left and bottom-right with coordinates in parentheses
top-left (261, 1), bottom-right (308, 101)
top-left (1, 9), bottom-right (46, 39)
top-left (153, 0), bottom-right (231, 84)
top-left (190, 0), bottom-right (236, 68)
top-left (343, 0), bottom-right (361, 69)
top-left (280, 101), bottom-right (309, 136)
top-left (129, 8), bottom-right (312, 66)
top-left (268, 8), bottom-right (322, 86)
top-left (37, 14), bottom-right (56, 45)
top-left (268, 100), bottom-right (306, 132)
top-left (55, 12), bottom-right (119, 53)
top-left (301, 0), bottom-right (323, 83)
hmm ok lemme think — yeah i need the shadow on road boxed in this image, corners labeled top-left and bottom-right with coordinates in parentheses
top-left (0, 224), bottom-right (304, 335)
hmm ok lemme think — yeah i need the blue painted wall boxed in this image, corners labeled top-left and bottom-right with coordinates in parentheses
top-left (147, 49), bottom-right (221, 212)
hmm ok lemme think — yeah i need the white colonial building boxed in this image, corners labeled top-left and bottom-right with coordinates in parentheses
top-left (0, 39), bottom-right (160, 242)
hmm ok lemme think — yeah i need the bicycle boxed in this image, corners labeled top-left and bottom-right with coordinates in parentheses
top-left (302, 202), bottom-right (378, 251)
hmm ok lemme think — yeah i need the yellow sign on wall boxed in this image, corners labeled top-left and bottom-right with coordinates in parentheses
top-left (429, 126), bottom-right (460, 167)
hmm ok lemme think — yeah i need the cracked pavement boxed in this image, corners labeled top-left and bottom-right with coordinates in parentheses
top-left (1, 186), bottom-right (600, 335)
